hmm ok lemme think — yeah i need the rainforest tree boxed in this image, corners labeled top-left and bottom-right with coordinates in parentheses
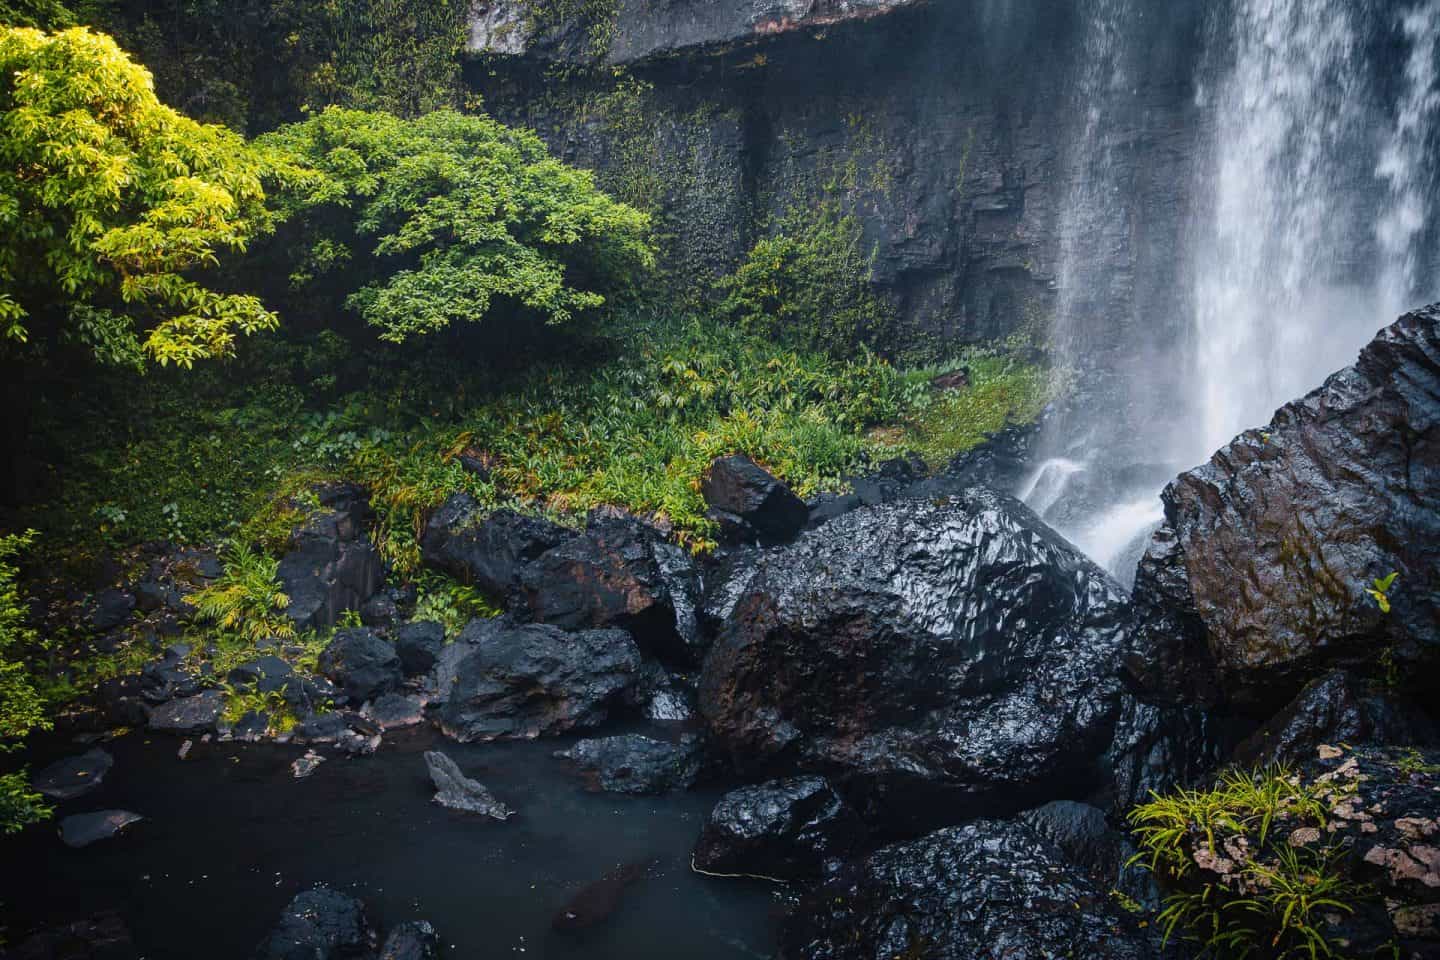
top-left (0, 26), bottom-right (305, 368)
top-left (259, 107), bottom-right (655, 343)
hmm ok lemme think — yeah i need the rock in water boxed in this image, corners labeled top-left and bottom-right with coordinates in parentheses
top-left (59, 810), bottom-right (144, 848)
top-left (552, 860), bottom-right (655, 931)
top-left (378, 921), bottom-right (439, 960)
top-left (693, 777), bottom-right (865, 881)
top-left (252, 886), bottom-right (373, 960)
top-left (699, 489), bottom-right (1130, 822)
top-left (553, 734), bottom-right (703, 795)
top-left (292, 750), bottom-right (325, 779)
top-left (779, 820), bottom-right (1158, 960)
top-left (31, 747), bottom-right (113, 801)
top-left (424, 750), bottom-right (512, 820)
top-left (1129, 306), bottom-right (1440, 712)
top-left (700, 454), bottom-right (809, 544)
top-left (438, 620), bottom-right (641, 742)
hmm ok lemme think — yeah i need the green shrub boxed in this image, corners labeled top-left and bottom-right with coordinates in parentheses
top-left (0, 530), bottom-right (46, 746)
top-left (0, 770), bottom-right (49, 834)
top-left (412, 571), bottom-right (502, 637)
top-left (189, 540), bottom-right (295, 647)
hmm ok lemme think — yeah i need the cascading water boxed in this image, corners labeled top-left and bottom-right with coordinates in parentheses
top-left (1025, 0), bottom-right (1440, 585)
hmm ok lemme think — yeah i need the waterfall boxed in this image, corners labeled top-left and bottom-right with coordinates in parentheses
top-left (1023, 0), bottom-right (1440, 584)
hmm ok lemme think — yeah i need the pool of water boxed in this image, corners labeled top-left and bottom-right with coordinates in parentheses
top-left (0, 727), bottom-right (785, 958)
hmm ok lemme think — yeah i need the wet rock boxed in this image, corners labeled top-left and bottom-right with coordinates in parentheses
top-left (420, 495), bottom-right (573, 597)
top-left (317, 628), bottom-right (401, 703)
top-left (146, 689), bottom-right (225, 735)
top-left (701, 454), bottom-right (809, 545)
top-left (293, 712), bottom-right (382, 756)
top-left (779, 819), bottom-right (1158, 959)
top-left (439, 621), bottom-right (641, 742)
top-left (4, 910), bottom-right (135, 960)
top-left (1234, 670), bottom-right (1439, 769)
top-left (277, 482), bottom-right (383, 632)
top-left (515, 517), bottom-right (700, 663)
top-left (394, 621), bottom-right (445, 676)
top-left (696, 545), bottom-right (763, 635)
top-left (292, 750), bottom-right (325, 779)
top-left (699, 490), bottom-right (1130, 823)
top-left (59, 810), bottom-right (144, 848)
top-left (1104, 696), bottom-right (1229, 812)
top-left (554, 734), bottom-right (703, 795)
top-left (1128, 306), bottom-right (1440, 712)
top-left (424, 750), bottom-right (512, 820)
top-left (31, 748), bottom-right (113, 801)
top-left (363, 693), bottom-right (427, 730)
top-left (693, 776), bottom-right (865, 881)
top-left (359, 593), bottom-right (399, 628)
top-left (1019, 800), bottom-right (1158, 909)
top-left (252, 886), bottom-right (373, 960)
top-left (87, 588), bottom-right (135, 632)
top-left (378, 921), bottom-right (439, 960)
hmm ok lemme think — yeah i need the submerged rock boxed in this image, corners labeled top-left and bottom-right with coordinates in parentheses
top-left (438, 620), bottom-right (641, 742)
top-left (552, 860), bottom-right (655, 932)
top-left (59, 810), bottom-right (144, 849)
top-left (291, 750), bottom-right (326, 779)
top-left (699, 489), bottom-right (1130, 822)
top-left (378, 921), bottom-right (439, 960)
top-left (701, 454), bottom-right (809, 545)
top-left (779, 820), bottom-right (1158, 959)
top-left (553, 734), bottom-right (703, 795)
top-left (424, 750), bottom-right (512, 820)
top-left (1129, 306), bottom-right (1440, 712)
top-left (693, 776), bottom-right (865, 881)
top-left (514, 516), bottom-right (701, 662)
top-left (277, 483), bottom-right (383, 632)
top-left (317, 628), bottom-right (402, 704)
top-left (31, 748), bottom-right (113, 801)
top-left (252, 886), bottom-right (373, 960)
top-left (420, 495), bottom-right (573, 597)
top-left (4, 910), bottom-right (135, 960)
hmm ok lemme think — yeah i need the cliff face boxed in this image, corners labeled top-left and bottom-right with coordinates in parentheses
top-left (465, 0), bottom-right (1208, 353)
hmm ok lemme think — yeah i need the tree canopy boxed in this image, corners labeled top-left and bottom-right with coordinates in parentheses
top-left (0, 26), bottom-right (305, 367)
top-left (259, 106), bottom-right (655, 343)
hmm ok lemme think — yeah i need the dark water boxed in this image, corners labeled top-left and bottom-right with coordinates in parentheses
top-left (0, 728), bottom-right (784, 958)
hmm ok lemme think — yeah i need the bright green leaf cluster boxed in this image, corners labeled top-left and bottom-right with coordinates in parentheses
top-left (0, 26), bottom-right (308, 366)
top-left (259, 106), bottom-right (655, 342)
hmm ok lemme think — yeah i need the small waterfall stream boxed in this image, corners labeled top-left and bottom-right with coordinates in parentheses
top-left (1024, 0), bottom-right (1440, 583)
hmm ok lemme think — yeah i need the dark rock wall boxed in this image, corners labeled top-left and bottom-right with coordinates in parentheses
top-left (464, 0), bottom-right (1209, 354)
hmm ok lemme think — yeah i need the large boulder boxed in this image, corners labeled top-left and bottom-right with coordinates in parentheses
top-left (277, 483), bottom-right (383, 632)
top-left (252, 887), bottom-right (373, 960)
top-left (699, 489), bottom-right (1131, 822)
top-left (700, 454), bottom-right (809, 545)
top-left (779, 820), bottom-right (1158, 959)
top-left (514, 516), bottom-right (702, 662)
top-left (553, 733), bottom-right (703, 795)
top-left (394, 621), bottom-right (445, 677)
top-left (438, 620), bottom-right (642, 742)
top-left (420, 495), bottom-right (574, 597)
top-left (693, 776), bottom-right (865, 881)
top-left (146, 689), bottom-right (225, 735)
top-left (1129, 306), bottom-right (1440, 713)
top-left (317, 628), bottom-right (402, 704)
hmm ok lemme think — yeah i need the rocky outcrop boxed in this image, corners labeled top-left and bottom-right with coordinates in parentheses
top-left (252, 887), bottom-right (373, 960)
top-left (779, 820), bottom-right (1158, 959)
top-left (699, 489), bottom-right (1130, 823)
top-left (1129, 307), bottom-right (1440, 713)
top-left (515, 516), bottom-right (701, 662)
top-left (701, 454), bottom-right (809, 545)
top-left (424, 750), bottom-right (512, 819)
top-left (438, 620), bottom-right (642, 742)
top-left (553, 733), bottom-right (703, 795)
top-left (693, 776), bottom-right (865, 881)
top-left (31, 748), bottom-right (113, 801)
top-left (317, 628), bottom-right (402, 705)
top-left (420, 495), bottom-right (573, 598)
top-left (277, 483), bottom-right (383, 632)
top-left (394, 621), bottom-right (445, 677)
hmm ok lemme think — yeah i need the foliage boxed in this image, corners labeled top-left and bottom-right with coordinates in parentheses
top-left (1129, 767), bottom-right (1371, 958)
top-left (1365, 572), bottom-right (1397, 614)
top-left (0, 26), bottom-right (309, 367)
top-left (412, 571), bottom-right (501, 637)
top-left (0, 530), bottom-right (48, 747)
top-left (0, 0), bottom-right (78, 29)
top-left (525, 0), bottom-right (621, 60)
top-left (258, 107), bottom-right (655, 342)
top-left (717, 204), bottom-right (893, 355)
top-left (0, 770), bottom-right (50, 834)
top-left (188, 540), bottom-right (294, 646)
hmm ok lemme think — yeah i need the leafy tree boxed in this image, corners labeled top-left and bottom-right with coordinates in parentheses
top-left (259, 107), bottom-right (654, 343)
top-left (0, 530), bottom-right (51, 834)
top-left (0, 26), bottom-right (308, 368)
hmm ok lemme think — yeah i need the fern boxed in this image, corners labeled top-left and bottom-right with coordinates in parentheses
top-left (189, 541), bottom-right (295, 646)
